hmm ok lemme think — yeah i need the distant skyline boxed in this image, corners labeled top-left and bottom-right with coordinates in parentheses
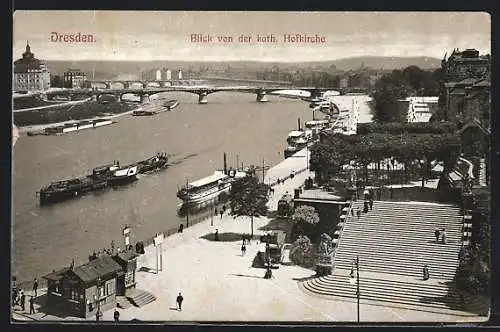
top-left (13, 11), bottom-right (491, 62)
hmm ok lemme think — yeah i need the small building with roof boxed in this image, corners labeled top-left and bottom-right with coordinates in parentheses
top-left (111, 249), bottom-right (139, 296)
top-left (43, 255), bottom-right (122, 318)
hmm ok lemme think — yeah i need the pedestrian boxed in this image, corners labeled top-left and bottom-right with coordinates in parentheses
top-left (242, 234), bottom-right (246, 245)
top-left (434, 228), bottom-right (440, 243)
top-left (241, 243), bottom-right (246, 256)
top-left (20, 291), bottom-right (25, 312)
top-left (176, 292), bottom-right (184, 311)
top-left (356, 207), bottom-right (361, 219)
top-left (114, 309), bottom-right (120, 322)
top-left (214, 229), bottom-right (219, 241)
top-left (423, 265), bottom-right (430, 281)
top-left (369, 198), bottom-right (373, 211)
top-left (247, 233), bottom-right (251, 245)
top-left (29, 296), bottom-right (35, 314)
top-left (178, 223), bottom-right (184, 233)
top-left (220, 209), bottom-right (223, 219)
top-left (442, 229), bottom-right (447, 244)
top-left (32, 278), bottom-right (38, 298)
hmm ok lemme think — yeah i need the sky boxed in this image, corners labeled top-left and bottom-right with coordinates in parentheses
top-left (13, 11), bottom-right (491, 62)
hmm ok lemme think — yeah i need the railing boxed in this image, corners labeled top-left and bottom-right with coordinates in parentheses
top-left (331, 199), bottom-right (353, 271)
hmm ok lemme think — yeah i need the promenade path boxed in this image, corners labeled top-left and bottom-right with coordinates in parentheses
top-left (13, 148), bottom-right (485, 323)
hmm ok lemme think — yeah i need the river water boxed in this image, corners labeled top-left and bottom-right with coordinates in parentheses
top-left (12, 92), bottom-right (372, 284)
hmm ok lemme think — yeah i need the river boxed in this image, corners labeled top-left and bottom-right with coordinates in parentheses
top-left (12, 91), bottom-right (372, 284)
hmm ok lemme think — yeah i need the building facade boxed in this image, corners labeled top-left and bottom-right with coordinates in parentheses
top-left (440, 48), bottom-right (491, 128)
top-left (63, 69), bottom-right (87, 89)
top-left (13, 42), bottom-right (51, 92)
top-left (43, 255), bottom-right (122, 318)
top-left (439, 48), bottom-right (490, 188)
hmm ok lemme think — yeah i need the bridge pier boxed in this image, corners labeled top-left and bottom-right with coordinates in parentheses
top-left (256, 91), bottom-right (269, 102)
top-left (198, 92), bottom-right (208, 104)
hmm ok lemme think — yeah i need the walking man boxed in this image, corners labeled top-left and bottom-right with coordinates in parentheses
top-left (176, 292), bottom-right (184, 311)
top-left (241, 243), bottom-right (247, 256)
top-left (214, 229), bottom-right (219, 241)
top-left (442, 229), bottom-right (447, 244)
top-left (351, 207), bottom-right (354, 217)
top-left (29, 296), bottom-right (35, 314)
top-left (32, 278), bottom-right (38, 298)
top-left (20, 291), bottom-right (25, 312)
top-left (423, 265), bottom-right (430, 281)
top-left (114, 309), bottom-right (120, 322)
top-left (369, 198), bottom-right (373, 211)
top-left (220, 209), bottom-right (223, 219)
top-left (434, 228), bottom-right (440, 243)
top-left (356, 207), bottom-right (361, 219)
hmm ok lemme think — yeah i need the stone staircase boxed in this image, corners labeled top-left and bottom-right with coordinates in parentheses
top-left (301, 200), bottom-right (475, 315)
top-left (125, 288), bottom-right (156, 308)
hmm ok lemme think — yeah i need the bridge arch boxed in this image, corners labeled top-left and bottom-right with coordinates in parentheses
top-left (96, 93), bottom-right (118, 103)
top-left (128, 82), bottom-right (145, 89)
top-left (109, 81), bottom-right (127, 90)
top-left (120, 93), bottom-right (142, 103)
top-left (91, 81), bottom-right (110, 89)
top-left (145, 82), bottom-right (161, 89)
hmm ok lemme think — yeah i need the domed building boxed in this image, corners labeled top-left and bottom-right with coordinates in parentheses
top-left (13, 41), bottom-right (51, 92)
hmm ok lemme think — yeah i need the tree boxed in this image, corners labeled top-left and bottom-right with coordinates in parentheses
top-left (290, 235), bottom-right (315, 268)
top-left (291, 205), bottom-right (320, 237)
top-left (229, 175), bottom-right (270, 237)
top-left (50, 75), bottom-right (63, 88)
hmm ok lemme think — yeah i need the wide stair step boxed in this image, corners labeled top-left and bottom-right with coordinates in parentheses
top-left (300, 201), bottom-right (474, 315)
top-left (126, 289), bottom-right (156, 308)
top-left (301, 272), bottom-right (476, 316)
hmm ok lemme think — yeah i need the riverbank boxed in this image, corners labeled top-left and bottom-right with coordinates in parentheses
top-left (14, 100), bottom-right (141, 128)
top-left (14, 147), bottom-right (485, 323)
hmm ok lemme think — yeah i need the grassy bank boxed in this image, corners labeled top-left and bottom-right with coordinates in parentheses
top-left (14, 101), bottom-right (138, 127)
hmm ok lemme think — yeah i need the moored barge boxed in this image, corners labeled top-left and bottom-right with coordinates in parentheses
top-left (27, 118), bottom-right (114, 136)
top-left (37, 152), bottom-right (169, 205)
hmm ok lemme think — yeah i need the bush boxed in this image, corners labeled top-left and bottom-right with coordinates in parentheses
top-left (290, 235), bottom-right (315, 268)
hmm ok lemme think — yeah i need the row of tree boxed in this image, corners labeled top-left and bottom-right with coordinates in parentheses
top-left (310, 132), bottom-right (461, 185)
top-left (371, 66), bottom-right (443, 123)
top-left (356, 122), bottom-right (457, 135)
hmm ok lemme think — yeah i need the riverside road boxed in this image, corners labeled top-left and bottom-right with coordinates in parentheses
top-left (12, 91), bottom-right (372, 286)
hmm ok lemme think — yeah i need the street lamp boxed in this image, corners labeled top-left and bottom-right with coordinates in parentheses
top-left (349, 256), bottom-right (360, 323)
top-left (95, 276), bottom-right (102, 321)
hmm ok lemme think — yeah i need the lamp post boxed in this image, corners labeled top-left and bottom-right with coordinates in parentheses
top-left (349, 256), bottom-right (360, 323)
top-left (95, 276), bottom-right (102, 321)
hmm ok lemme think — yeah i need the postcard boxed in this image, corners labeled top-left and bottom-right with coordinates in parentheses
top-left (12, 11), bottom-right (491, 323)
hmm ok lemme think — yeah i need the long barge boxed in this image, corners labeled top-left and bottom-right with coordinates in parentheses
top-left (27, 119), bottom-right (115, 136)
top-left (37, 152), bottom-right (169, 205)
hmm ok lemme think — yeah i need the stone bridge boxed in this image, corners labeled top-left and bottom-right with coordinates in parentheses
top-left (38, 86), bottom-right (365, 104)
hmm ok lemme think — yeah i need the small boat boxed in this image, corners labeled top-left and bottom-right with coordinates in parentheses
top-left (176, 168), bottom-right (246, 206)
top-left (284, 130), bottom-right (310, 159)
top-left (163, 100), bottom-right (179, 110)
top-left (132, 100), bottom-right (179, 116)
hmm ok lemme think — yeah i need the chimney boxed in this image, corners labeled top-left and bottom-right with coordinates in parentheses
top-left (223, 152), bottom-right (227, 175)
